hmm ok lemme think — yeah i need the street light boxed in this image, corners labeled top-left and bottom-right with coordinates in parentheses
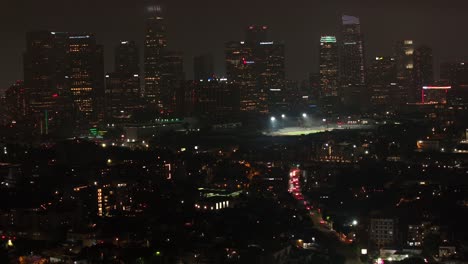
top-left (281, 114), bottom-right (286, 119)
top-left (302, 113), bottom-right (307, 118)
top-left (270, 116), bottom-right (276, 122)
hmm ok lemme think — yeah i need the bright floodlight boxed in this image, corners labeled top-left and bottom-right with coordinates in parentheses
top-left (302, 113), bottom-right (307, 118)
top-left (322, 118), bottom-right (327, 122)
top-left (281, 114), bottom-right (286, 118)
top-left (352, 220), bottom-right (358, 226)
top-left (271, 116), bottom-right (276, 122)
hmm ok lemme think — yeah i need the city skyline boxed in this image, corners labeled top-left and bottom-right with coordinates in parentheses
top-left (1, 1), bottom-right (468, 263)
top-left (1, 0), bottom-right (468, 89)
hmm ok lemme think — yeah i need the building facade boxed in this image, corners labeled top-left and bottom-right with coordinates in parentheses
top-left (367, 56), bottom-right (397, 109)
top-left (106, 41), bottom-right (142, 122)
top-left (319, 36), bottom-right (339, 98)
top-left (144, 3), bottom-right (167, 106)
top-left (370, 218), bottom-right (399, 248)
top-left (225, 26), bottom-right (285, 114)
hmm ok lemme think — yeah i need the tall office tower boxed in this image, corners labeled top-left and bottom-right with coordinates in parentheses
top-left (23, 31), bottom-right (59, 115)
top-left (4, 81), bottom-right (27, 122)
top-left (115, 41), bottom-right (140, 78)
top-left (340, 15), bottom-right (365, 86)
top-left (194, 54), bottom-right (214, 81)
top-left (225, 27), bottom-right (285, 114)
top-left (159, 51), bottom-right (185, 115)
top-left (367, 56), bottom-right (397, 109)
top-left (340, 15), bottom-right (366, 112)
top-left (246, 25), bottom-right (269, 43)
top-left (51, 32), bottom-right (70, 94)
top-left (395, 40), bottom-right (414, 80)
top-left (413, 45), bottom-right (434, 88)
top-left (225, 41), bottom-right (258, 112)
top-left (144, 2), bottom-right (167, 105)
top-left (394, 40), bottom-right (415, 103)
top-left (256, 41), bottom-right (286, 113)
top-left (23, 31), bottom-right (72, 134)
top-left (319, 36), bottom-right (339, 97)
top-left (106, 41), bottom-right (141, 121)
top-left (67, 34), bottom-right (105, 122)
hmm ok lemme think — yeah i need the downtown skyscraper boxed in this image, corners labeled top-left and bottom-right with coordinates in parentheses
top-left (318, 35), bottom-right (340, 114)
top-left (23, 31), bottom-right (104, 133)
top-left (319, 36), bottom-right (339, 98)
top-left (340, 15), bottom-right (365, 87)
top-left (225, 41), bottom-right (258, 112)
top-left (394, 40), bottom-right (415, 103)
top-left (23, 31), bottom-right (68, 117)
top-left (105, 40), bottom-right (142, 122)
top-left (340, 15), bottom-right (366, 112)
top-left (67, 34), bottom-right (105, 122)
top-left (368, 56), bottom-right (397, 109)
top-left (413, 45), bottom-right (434, 89)
top-left (144, 2), bottom-right (167, 106)
top-left (225, 25), bottom-right (286, 114)
top-left (144, 2), bottom-right (184, 115)
top-left (394, 40), bottom-right (434, 103)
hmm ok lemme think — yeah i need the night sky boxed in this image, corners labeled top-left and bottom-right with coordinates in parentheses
top-left (0, 0), bottom-right (467, 89)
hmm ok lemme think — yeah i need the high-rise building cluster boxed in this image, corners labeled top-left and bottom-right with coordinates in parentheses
top-left (225, 25), bottom-right (286, 114)
top-left (2, 5), bottom-right (467, 137)
top-left (316, 15), bottom-right (438, 113)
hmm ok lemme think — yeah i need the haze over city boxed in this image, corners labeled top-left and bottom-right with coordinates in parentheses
top-left (0, 1), bottom-right (467, 263)
top-left (1, 0), bottom-right (468, 88)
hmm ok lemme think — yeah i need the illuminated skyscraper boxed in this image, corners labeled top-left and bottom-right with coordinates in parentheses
top-left (340, 15), bottom-right (366, 112)
top-left (115, 41), bottom-right (140, 79)
top-left (394, 40), bottom-right (414, 81)
top-left (225, 41), bottom-right (258, 112)
top-left (394, 40), bottom-right (415, 103)
top-left (340, 15), bottom-right (365, 86)
top-left (144, 2), bottom-right (167, 105)
top-left (67, 34), bottom-right (104, 121)
top-left (106, 41), bottom-right (142, 121)
top-left (256, 41), bottom-right (286, 113)
top-left (22, 31), bottom-right (103, 131)
top-left (367, 56), bottom-right (397, 109)
top-left (319, 36), bottom-right (339, 97)
top-left (225, 27), bottom-right (285, 114)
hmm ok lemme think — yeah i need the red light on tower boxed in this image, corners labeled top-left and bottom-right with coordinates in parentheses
top-left (52, 93), bottom-right (59, 98)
